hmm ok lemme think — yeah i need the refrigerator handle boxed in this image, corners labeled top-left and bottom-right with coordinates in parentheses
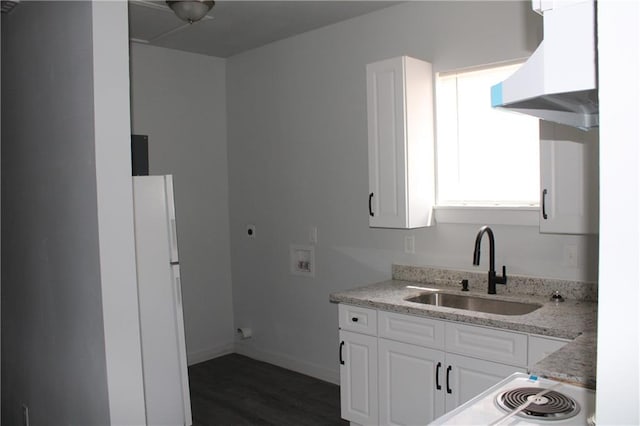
top-left (175, 275), bottom-right (182, 306)
top-left (170, 218), bottom-right (179, 260)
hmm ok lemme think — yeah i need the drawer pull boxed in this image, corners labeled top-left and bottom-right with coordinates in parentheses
top-left (446, 365), bottom-right (452, 394)
top-left (351, 317), bottom-right (359, 322)
top-left (436, 362), bottom-right (442, 390)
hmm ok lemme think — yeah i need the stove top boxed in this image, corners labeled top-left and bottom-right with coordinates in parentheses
top-left (430, 373), bottom-right (595, 425)
top-left (496, 386), bottom-right (580, 420)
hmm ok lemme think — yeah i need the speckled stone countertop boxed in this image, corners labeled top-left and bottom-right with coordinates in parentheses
top-left (530, 331), bottom-right (597, 389)
top-left (330, 265), bottom-right (598, 389)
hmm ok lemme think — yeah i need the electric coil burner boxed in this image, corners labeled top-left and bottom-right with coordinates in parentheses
top-left (496, 387), bottom-right (580, 420)
top-left (429, 373), bottom-right (596, 425)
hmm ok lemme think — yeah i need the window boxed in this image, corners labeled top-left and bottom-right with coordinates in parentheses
top-left (435, 63), bottom-right (540, 209)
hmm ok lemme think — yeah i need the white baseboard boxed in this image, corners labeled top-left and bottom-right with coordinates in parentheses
top-left (187, 343), bottom-right (235, 366)
top-left (235, 342), bottom-right (340, 385)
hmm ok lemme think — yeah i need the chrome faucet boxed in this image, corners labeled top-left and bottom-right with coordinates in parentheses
top-left (473, 226), bottom-right (507, 294)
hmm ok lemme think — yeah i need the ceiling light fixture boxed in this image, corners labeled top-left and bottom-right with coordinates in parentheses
top-left (166, 0), bottom-right (214, 24)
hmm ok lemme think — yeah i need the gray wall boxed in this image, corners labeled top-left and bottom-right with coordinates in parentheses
top-left (226, 1), bottom-right (598, 382)
top-left (1, 2), bottom-right (111, 424)
top-left (130, 43), bottom-right (235, 364)
top-left (2, 2), bottom-right (147, 424)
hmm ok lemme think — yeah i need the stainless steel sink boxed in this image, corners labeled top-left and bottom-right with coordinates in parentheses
top-left (405, 292), bottom-right (542, 316)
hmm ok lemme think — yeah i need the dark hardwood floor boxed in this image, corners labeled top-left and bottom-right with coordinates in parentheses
top-left (188, 353), bottom-right (348, 426)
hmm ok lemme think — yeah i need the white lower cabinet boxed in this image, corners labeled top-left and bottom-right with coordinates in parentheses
top-left (339, 306), bottom-right (532, 425)
top-left (444, 353), bottom-right (525, 412)
top-left (378, 339), bottom-right (445, 425)
top-left (377, 340), bottom-right (525, 425)
top-left (340, 330), bottom-right (379, 426)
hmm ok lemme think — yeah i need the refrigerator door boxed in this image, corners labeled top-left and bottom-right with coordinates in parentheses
top-left (133, 175), bottom-right (192, 426)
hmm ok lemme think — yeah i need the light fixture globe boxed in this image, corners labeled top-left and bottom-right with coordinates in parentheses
top-left (166, 1), bottom-right (214, 23)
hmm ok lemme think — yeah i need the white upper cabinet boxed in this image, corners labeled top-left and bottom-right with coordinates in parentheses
top-left (366, 56), bottom-right (435, 229)
top-left (539, 121), bottom-right (599, 234)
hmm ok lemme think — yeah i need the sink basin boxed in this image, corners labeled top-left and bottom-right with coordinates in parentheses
top-left (405, 292), bottom-right (542, 316)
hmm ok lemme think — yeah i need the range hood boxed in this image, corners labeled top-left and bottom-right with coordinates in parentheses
top-left (491, 0), bottom-right (597, 130)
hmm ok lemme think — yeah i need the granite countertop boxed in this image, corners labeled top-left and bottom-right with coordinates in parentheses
top-left (330, 278), bottom-right (597, 389)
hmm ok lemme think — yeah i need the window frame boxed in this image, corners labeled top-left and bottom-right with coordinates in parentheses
top-left (433, 59), bottom-right (540, 226)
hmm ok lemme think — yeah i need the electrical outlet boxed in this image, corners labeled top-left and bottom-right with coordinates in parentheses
top-left (404, 235), bottom-right (415, 254)
top-left (309, 226), bottom-right (318, 244)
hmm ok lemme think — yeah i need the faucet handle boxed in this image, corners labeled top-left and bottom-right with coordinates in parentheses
top-left (460, 279), bottom-right (469, 291)
top-left (497, 265), bottom-right (508, 285)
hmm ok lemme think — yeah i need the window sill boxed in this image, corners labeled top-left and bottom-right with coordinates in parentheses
top-left (434, 205), bottom-right (539, 226)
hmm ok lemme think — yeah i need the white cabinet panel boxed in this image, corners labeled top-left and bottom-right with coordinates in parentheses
top-left (378, 311), bottom-right (444, 349)
top-left (444, 353), bottom-right (525, 412)
top-left (445, 322), bottom-right (528, 367)
top-left (366, 56), bottom-right (435, 229)
top-left (340, 330), bottom-right (378, 425)
top-left (540, 121), bottom-right (599, 234)
top-left (379, 339), bottom-right (445, 425)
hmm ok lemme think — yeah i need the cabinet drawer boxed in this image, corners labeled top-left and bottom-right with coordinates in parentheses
top-left (378, 311), bottom-right (445, 350)
top-left (445, 322), bottom-right (527, 367)
top-left (339, 304), bottom-right (377, 336)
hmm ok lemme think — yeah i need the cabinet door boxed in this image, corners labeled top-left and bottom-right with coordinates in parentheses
top-left (539, 121), bottom-right (599, 234)
top-left (339, 330), bottom-right (378, 425)
top-left (444, 353), bottom-right (525, 412)
top-left (379, 339), bottom-right (446, 425)
top-left (366, 56), bottom-right (435, 229)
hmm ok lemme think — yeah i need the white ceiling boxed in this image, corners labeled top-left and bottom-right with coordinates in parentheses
top-left (129, 1), bottom-right (403, 58)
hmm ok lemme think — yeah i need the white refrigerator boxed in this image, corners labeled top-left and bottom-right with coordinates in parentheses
top-left (132, 175), bottom-right (192, 426)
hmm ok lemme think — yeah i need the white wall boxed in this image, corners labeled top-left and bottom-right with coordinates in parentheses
top-left (2, 1), bottom-right (145, 424)
top-left (227, 1), bottom-right (598, 383)
top-left (92, 2), bottom-right (147, 424)
top-left (596, 1), bottom-right (640, 423)
top-left (130, 44), bottom-right (235, 364)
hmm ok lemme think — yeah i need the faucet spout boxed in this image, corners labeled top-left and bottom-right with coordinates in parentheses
top-left (472, 226), bottom-right (507, 294)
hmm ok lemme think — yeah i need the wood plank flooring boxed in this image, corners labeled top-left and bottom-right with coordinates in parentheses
top-left (188, 353), bottom-right (348, 426)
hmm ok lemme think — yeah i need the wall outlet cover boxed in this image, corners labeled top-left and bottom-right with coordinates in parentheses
top-left (404, 235), bottom-right (416, 254)
top-left (290, 244), bottom-right (315, 278)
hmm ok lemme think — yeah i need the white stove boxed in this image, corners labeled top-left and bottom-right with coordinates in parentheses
top-left (429, 373), bottom-right (596, 425)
